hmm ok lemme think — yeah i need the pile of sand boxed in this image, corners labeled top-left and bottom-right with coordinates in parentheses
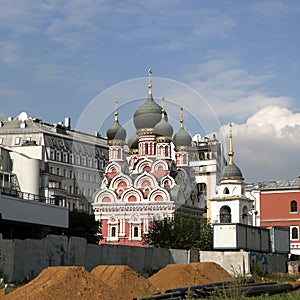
top-left (91, 265), bottom-right (159, 300)
top-left (0, 262), bottom-right (233, 299)
top-left (1, 266), bottom-right (117, 300)
top-left (148, 262), bottom-right (233, 293)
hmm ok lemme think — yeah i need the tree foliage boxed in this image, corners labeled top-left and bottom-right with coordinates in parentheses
top-left (144, 213), bottom-right (213, 250)
top-left (67, 209), bottom-right (102, 244)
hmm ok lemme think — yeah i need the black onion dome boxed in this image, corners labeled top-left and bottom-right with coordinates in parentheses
top-left (106, 119), bottom-right (126, 141)
top-left (173, 127), bottom-right (192, 147)
top-left (127, 132), bottom-right (139, 149)
top-left (222, 164), bottom-right (243, 180)
top-left (133, 93), bottom-right (167, 130)
top-left (154, 115), bottom-right (173, 138)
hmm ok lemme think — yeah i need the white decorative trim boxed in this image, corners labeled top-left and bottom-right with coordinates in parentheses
top-left (135, 158), bottom-right (153, 173)
top-left (134, 172), bottom-right (158, 189)
top-left (151, 159), bottom-right (168, 172)
top-left (121, 187), bottom-right (144, 203)
top-left (94, 188), bottom-right (117, 204)
top-left (160, 174), bottom-right (176, 189)
top-left (105, 161), bottom-right (122, 174)
top-left (148, 186), bottom-right (171, 202)
top-left (109, 172), bottom-right (133, 190)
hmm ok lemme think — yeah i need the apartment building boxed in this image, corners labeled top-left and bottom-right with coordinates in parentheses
top-left (0, 112), bottom-right (108, 213)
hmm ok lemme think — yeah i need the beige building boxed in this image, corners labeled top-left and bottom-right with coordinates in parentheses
top-left (0, 113), bottom-right (108, 213)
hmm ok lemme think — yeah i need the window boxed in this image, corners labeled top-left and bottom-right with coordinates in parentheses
top-left (63, 153), bottom-right (67, 163)
top-left (50, 150), bottom-right (55, 160)
top-left (291, 227), bottom-right (299, 240)
top-left (242, 206), bottom-right (248, 224)
top-left (223, 187), bottom-right (230, 195)
top-left (15, 137), bottom-right (21, 145)
top-left (69, 154), bottom-right (73, 164)
top-left (220, 205), bottom-right (232, 223)
top-left (133, 226), bottom-right (139, 237)
top-left (291, 200), bottom-right (298, 213)
top-left (69, 170), bottom-right (73, 178)
top-left (197, 183), bottom-right (207, 197)
top-left (63, 169), bottom-right (66, 177)
top-left (50, 167), bottom-right (53, 174)
top-left (56, 152), bottom-right (61, 161)
top-left (0, 137), bottom-right (3, 145)
top-left (111, 226), bottom-right (116, 237)
top-left (88, 158), bottom-right (92, 167)
top-left (56, 168), bottom-right (60, 175)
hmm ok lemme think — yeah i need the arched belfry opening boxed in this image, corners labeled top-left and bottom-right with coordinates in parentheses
top-left (220, 205), bottom-right (231, 223)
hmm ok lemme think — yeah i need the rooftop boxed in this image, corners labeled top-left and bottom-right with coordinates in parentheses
top-left (246, 178), bottom-right (300, 191)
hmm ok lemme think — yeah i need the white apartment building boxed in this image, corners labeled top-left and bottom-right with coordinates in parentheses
top-left (189, 134), bottom-right (226, 219)
top-left (0, 112), bottom-right (108, 213)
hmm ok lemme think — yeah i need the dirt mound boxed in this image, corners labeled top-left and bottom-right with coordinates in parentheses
top-left (1, 266), bottom-right (117, 300)
top-left (91, 265), bottom-right (160, 300)
top-left (148, 262), bottom-right (233, 293)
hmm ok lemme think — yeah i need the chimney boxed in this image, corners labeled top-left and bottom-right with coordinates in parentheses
top-left (64, 117), bottom-right (71, 129)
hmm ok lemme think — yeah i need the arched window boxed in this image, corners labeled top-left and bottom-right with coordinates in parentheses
top-left (291, 200), bottom-right (298, 213)
top-left (220, 205), bottom-right (231, 223)
top-left (111, 226), bottom-right (116, 237)
top-left (292, 227), bottom-right (299, 240)
top-left (133, 226), bottom-right (139, 237)
top-left (165, 146), bottom-right (169, 157)
top-left (242, 206), bottom-right (248, 224)
top-left (223, 187), bottom-right (230, 195)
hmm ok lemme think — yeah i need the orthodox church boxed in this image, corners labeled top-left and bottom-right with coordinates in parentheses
top-left (210, 123), bottom-right (253, 225)
top-left (92, 70), bottom-right (204, 246)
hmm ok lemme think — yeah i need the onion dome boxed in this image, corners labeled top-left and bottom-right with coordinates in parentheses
top-left (106, 100), bottom-right (126, 141)
top-left (133, 69), bottom-right (166, 131)
top-left (173, 107), bottom-right (192, 147)
top-left (221, 122), bottom-right (243, 180)
top-left (154, 97), bottom-right (173, 139)
top-left (127, 132), bottom-right (139, 150)
top-left (222, 164), bottom-right (243, 180)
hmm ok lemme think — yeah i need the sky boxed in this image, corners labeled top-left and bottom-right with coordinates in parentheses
top-left (1, 0), bottom-right (300, 183)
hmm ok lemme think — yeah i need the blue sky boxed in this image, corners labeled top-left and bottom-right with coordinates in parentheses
top-left (1, 0), bottom-right (300, 182)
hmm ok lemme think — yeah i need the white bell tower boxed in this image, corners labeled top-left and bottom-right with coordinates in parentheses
top-left (210, 123), bottom-right (253, 225)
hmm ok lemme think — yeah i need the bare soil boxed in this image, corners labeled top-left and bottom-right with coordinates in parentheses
top-left (0, 262), bottom-right (232, 299)
top-left (0, 266), bottom-right (117, 300)
top-left (91, 265), bottom-right (160, 299)
top-left (148, 262), bottom-right (233, 293)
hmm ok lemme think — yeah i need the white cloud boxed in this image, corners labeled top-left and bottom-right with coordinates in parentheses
top-left (181, 57), bottom-right (294, 121)
top-left (219, 106), bottom-right (300, 182)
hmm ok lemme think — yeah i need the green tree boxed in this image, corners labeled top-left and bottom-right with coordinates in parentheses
top-left (67, 209), bottom-right (102, 244)
top-left (144, 213), bottom-right (213, 250)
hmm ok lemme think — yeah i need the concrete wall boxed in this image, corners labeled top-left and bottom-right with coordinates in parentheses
top-left (0, 233), bottom-right (289, 282)
top-left (200, 251), bottom-right (288, 276)
top-left (0, 234), bottom-right (199, 282)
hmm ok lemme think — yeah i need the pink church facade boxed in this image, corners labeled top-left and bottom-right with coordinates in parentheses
top-left (93, 71), bottom-right (204, 246)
